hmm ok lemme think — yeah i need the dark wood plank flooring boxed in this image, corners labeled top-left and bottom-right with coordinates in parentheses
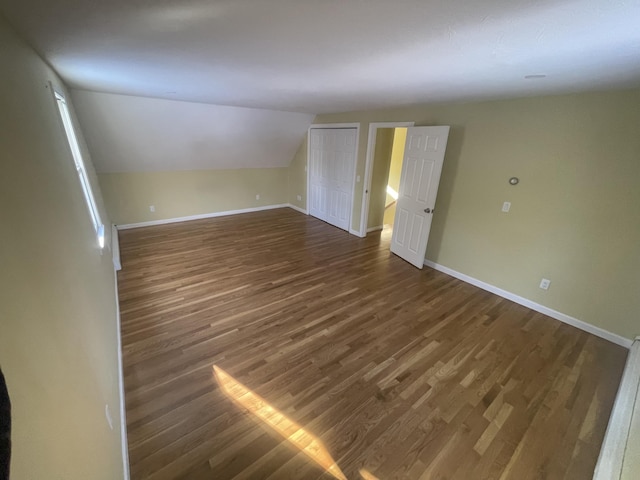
top-left (118, 208), bottom-right (627, 480)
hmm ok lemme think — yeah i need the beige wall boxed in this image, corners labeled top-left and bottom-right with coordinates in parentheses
top-left (368, 128), bottom-right (394, 229)
top-left (0, 17), bottom-right (124, 480)
top-left (99, 168), bottom-right (289, 225)
top-left (299, 89), bottom-right (640, 340)
top-left (387, 127), bottom-right (407, 201)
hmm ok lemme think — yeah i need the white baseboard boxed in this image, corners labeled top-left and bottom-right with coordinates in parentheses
top-left (116, 204), bottom-right (290, 230)
top-left (350, 228), bottom-right (365, 238)
top-left (287, 203), bottom-right (308, 215)
top-left (424, 260), bottom-right (632, 349)
top-left (112, 269), bottom-right (130, 480)
top-left (367, 225), bottom-right (384, 233)
top-left (595, 337), bottom-right (640, 479)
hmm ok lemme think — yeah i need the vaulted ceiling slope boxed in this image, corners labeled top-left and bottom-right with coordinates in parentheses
top-left (71, 90), bottom-right (314, 172)
top-left (1, 0), bottom-right (639, 114)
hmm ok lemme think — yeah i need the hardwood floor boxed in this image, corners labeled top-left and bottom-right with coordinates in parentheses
top-left (118, 208), bottom-right (627, 480)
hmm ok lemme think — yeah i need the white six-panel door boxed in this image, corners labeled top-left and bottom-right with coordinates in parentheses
top-left (308, 128), bottom-right (357, 231)
top-left (391, 126), bottom-right (450, 268)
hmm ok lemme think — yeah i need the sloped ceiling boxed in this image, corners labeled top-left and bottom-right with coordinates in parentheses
top-left (1, 0), bottom-right (639, 114)
top-left (71, 90), bottom-right (314, 173)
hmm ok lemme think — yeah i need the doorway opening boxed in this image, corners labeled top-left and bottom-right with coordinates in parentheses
top-left (366, 127), bottom-right (408, 238)
top-left (361, 122), bottom-right (414, 238)
top-left (363, 123), bottom-right (451, 268)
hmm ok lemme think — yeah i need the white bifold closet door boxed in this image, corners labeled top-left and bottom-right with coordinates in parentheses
top-left (308, 128), bottom-right (357, 231)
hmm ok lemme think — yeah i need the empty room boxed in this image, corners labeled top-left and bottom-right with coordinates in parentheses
top-left (1, 1), bottom-right (639, 480)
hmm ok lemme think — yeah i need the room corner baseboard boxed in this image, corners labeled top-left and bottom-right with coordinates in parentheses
top-left (594, 338), bottom-right (640, 479)
top-left (116, 204), bottom-right (290, 230)
top-left (424, 260), bottom-right (632, 349)
top-left (367, 225), bottom-right (384, 233)
top-left (350, 228), bottom-right (365, 238)
top-left (287, 203), bottom-right (308, 215)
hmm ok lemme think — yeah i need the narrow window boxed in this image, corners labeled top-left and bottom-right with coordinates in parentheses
top-left (53, 89), bottom-right (104, 248)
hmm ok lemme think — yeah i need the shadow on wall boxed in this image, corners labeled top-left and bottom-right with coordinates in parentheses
top-left (425, 125), bottom-right (465, 262)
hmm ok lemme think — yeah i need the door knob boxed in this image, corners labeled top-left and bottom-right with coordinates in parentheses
top-left (424, 208), bottom-right (433, 213)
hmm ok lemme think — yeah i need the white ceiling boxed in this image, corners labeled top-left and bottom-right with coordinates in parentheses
top-left (1, 0), bottom-right (639, 114)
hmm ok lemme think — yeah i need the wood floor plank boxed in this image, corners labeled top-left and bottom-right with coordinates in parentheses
top-left (118, 208), bottom-right (627, 479)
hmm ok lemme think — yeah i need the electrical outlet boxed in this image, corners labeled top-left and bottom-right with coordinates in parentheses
top-left (255, 194), bottom-right (260, 200)
top-left (297, 195), bottom-right (302, 201)
top-left (539, 278), bottom-right (551, 290)
top-left (502, 201), bottom-right (511, 213)
top-left (105, 404), bottom-right (114, 430)
top-left (149, 205), bottom-right (155, 212)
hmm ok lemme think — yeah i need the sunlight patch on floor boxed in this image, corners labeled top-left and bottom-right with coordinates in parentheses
top-left (213, 365), bottom-right (348, 480)
top-left (359, 468), bottom-right (380, 480)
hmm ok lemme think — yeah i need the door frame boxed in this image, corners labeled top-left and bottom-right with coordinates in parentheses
top-left (306, 123), bottom-right (361, 235)
top-left (360, 121), bottom-right (415, 237)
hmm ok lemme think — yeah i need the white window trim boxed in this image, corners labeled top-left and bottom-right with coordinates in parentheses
top-left (52, 85), bottom-right (104, 248)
